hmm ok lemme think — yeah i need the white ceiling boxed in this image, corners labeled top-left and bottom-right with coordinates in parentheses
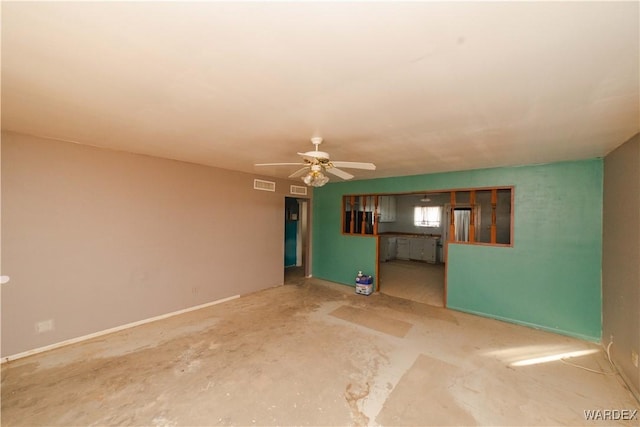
top-left (2, 1), bottom-right (638, 181)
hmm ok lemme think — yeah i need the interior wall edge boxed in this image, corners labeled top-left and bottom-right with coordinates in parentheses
top-left (601, 131), bottom-right (640, 401)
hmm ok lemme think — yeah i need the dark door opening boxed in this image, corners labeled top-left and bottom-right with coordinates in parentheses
top-left (284, 197), bottom-right (310, 283)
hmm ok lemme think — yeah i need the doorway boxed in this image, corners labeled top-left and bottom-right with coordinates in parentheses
top-left (378, 258), bottom-right (445, 307)
top-left (284, 197), bottom-right (310, 283)
top-left (376, 192), bottom-right (448, 307)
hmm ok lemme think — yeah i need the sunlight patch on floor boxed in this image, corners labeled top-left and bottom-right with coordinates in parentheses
top-left (483, 344), bottom-right (599, 367)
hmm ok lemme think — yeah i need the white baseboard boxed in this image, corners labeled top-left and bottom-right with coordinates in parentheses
top-left (2, 294), bottom-right (240, 363)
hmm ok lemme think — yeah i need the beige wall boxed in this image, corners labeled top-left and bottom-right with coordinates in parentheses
top-left (602, 133), bottom-right (640, 400)
top-left (1, 132), bottom-right (309, 357)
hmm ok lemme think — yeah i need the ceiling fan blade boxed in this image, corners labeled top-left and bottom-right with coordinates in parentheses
top-left (254, 162), bottom-right (306, 167)
top-left (331, 161), bottom-right (376, 170)
top-left (288, 167), bottom-right (309, 178)
top-left (325, 167), bottom-right (354, 180)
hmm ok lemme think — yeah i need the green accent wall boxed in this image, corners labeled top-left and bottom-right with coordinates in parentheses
top-left (312, 159), bottom-right (603, 341)
top-left (312, 191), bottom-right (378, 284)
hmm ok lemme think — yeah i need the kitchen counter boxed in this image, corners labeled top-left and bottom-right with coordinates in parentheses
top-left (378, 232), bottom-right (441, 238)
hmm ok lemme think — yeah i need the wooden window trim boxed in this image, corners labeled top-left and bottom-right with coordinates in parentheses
top-left (341, 186), bottom-right (514, 247)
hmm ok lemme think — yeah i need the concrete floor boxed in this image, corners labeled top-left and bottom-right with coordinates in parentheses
top-left (379, 260), bottom-right (444, 307)
top-left (2, 275), bottom-right (639, 426)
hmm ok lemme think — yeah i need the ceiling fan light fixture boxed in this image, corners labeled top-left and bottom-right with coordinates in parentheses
top-left (302, 169), bottom-right (329, 187)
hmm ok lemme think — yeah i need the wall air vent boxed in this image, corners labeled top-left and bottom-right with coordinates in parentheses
top-left (253, 179), bottom-right (276, 192)
top-left (290, 185), bottom-right (308, 196)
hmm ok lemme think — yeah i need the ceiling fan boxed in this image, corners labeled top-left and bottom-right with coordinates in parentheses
top-left (254, 137), bottom-right (376, 187)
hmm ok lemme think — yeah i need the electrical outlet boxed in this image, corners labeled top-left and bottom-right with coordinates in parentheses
top-left (35, 319), bottom-right (54, 333)
top-left (632, 351), bottom-right (639, 368)
top-left (610, 334), bottom-right (614, 343)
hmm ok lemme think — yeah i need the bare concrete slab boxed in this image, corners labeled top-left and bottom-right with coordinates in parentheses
top-left (330, 305), bottom-right (413, 338)
top-left (376, 354), bottom-right (477, 426)
top-left (2, 277), bottom-right (638, 426)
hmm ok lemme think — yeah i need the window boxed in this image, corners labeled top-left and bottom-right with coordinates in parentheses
top-left (414, 206), bottom-right (442, 227)
top-left (342, 187), bottom-right (513, 246)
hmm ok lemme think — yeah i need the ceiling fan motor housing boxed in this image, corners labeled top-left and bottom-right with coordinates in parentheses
top-left (302, 150), bottom-right (330, 162)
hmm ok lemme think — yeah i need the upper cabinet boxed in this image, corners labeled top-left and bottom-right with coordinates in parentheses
top-left (378, 195), bottom-right (396, 222)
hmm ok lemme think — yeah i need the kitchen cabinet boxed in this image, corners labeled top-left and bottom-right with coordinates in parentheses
top-left (380, 236), bottom-right (397, 262)
top-left (424, 238), bottom-right (437, 263)
top-left (409, 237), bottom-right (438, 263)
top-left (396, 237), bottom-right (410, 260)
top-left (378, 196), bottom-right (397, 222)
top-left (361, 195), bottom-right (376, 212)
top-left (409, 238), bottom-right (425, 261)
top-left (381, 235), bottom-right (439, 263)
